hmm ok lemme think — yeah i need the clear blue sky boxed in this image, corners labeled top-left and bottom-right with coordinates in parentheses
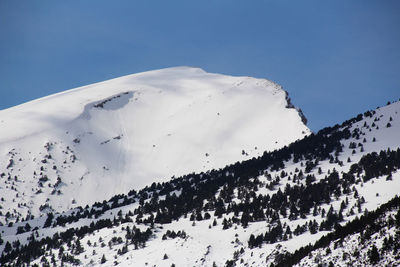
top-left (0, 0), bottom-right (399, 131)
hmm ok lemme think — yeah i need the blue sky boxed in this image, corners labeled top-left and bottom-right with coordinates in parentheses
top-left (0, 0), bottom-right (399, 131)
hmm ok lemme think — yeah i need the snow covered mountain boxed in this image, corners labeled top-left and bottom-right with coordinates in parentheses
top-left (0, 67), bottom-right (310, 223)
top-left (1, 95), bottom-right (399, 267)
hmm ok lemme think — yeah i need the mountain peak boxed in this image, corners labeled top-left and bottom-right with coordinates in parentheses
top-left (0, 68), bottom-right (310, 219)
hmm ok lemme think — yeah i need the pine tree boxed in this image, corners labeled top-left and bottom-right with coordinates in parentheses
top-left (44, 212), bottom-right (54, 228)
top-left (101, 254), bottom-right (107, 264)
top-left (241, 212), bottom-right (249, 228)
top-left (74, 239), bottom-right (84, 255)
top-left (4, 241), bottom-right (11, 253)
top-left (213, 218), bottom-right (217, 226)
top-left (368, 245), bottom-right (380, 264)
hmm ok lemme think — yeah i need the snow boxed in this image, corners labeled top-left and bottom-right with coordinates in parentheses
top-left (1, 69), bottom-right (400, 267)
top-left (0, 66), bottom-right (310, 220)
top-left (295, 210), bottom-right (400, 267)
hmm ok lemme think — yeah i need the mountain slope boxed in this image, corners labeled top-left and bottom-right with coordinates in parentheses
top-left (0, 67), bottom-right (310, 222)
top-left (1, 99), bottom-right (399, 267)
top-left (290, 196), bottom-right (400, 267)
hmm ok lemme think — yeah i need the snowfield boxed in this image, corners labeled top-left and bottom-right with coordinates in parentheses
top-left (0, 67), bottom-right (310, 221)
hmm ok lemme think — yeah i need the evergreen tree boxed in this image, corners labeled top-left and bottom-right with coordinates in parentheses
top-left (368, 245), bottom-right (380, 264)
top-left (101, 254), bottom-right (107, 264)
top-left (44, 212), bottom-right (54, 228)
